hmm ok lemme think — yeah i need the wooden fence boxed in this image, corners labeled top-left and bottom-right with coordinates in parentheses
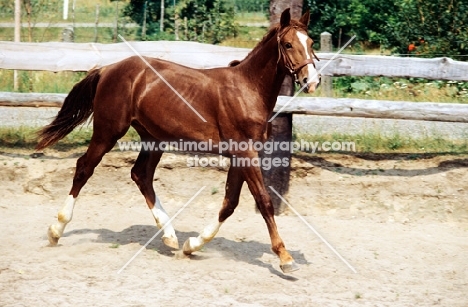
top-left (1, 40), bottom-right (467, 212)
top-left (1, 41), bottom-right (467, 80)
top-left (2, 92), bottom-right (468, 124)
top-left (1, 41), bottom-right (468, 122)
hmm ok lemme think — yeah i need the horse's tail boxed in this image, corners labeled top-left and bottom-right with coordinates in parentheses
top-left (36, 69), bottom-right (101, 150)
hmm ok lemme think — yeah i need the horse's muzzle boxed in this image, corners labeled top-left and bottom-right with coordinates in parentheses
top-left (303, 79), bottom-right (321, 93)
top-left (299, 73), bottom-right (321, 94)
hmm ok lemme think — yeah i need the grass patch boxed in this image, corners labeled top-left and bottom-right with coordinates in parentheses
top-left (220, 26), bottom-right (267, 49)
top-left (234, 12), bottom-right (268, 24)
top-left (1, 125), bottom-right (467, 155)
top-left (0, 0), bottom-right (135, 43)
top-left (0, 0), bottom-right (118, 24)
top-left (319, 76), bottom-right (468, 104)
top-left (0, 70), bottom-right (87, 93)
top-left (0, 126), bottom-right (93, 149)
top-left (294, 131), bottom-right (468, 155)
top-left (0, 126), bottom-right (140, 150)
top-left (0, 126), bottom-right (38, 148)
top-left (0, 26), bottom-right (127, 44)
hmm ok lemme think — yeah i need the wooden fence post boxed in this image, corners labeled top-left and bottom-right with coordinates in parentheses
top-left (94, 4), bottom-right (100, 43)
top-left (13, 0), bottom-right (21, 91)
top-left (262, 4), bottom-right (303, 214)
top-left (62, 27), bottom-right (74, 42)
top-left (261, 112), bottom-right (292, 214)
top-left (320, 31), bottom-right (333, 97)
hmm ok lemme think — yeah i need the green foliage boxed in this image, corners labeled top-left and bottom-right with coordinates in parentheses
top-left (175, 0), bottom-right (238, 43)
top-left (0, 0), bottom-right (13, 17)
top-left (230, 0), bottom-right (268, 12)
top-left (304, 0), bottom-right (398, 47)
top-left (19, 0), bottom-right (62, 27)
top-left (304, 0), bottom-right (467, 59)
top-left (123, 0), bottom-right (162, 38)
top-left (219, 25), bottom-right (266, 48)
top-left (332, 76), bottom-right (468, 103)
top-left (335, 76), bottom-right (466, 96)
top-left (345, 0), bottom-right (397, 47)
top-left (123, 0), bottom-right (238, 44)
top-left (0, 126), bottom-right (140, 150)
top-left (385, 0), bottom-right (468, 59)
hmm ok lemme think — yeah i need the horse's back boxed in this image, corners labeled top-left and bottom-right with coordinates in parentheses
top-left (94, 55), bottom-right (264, 142)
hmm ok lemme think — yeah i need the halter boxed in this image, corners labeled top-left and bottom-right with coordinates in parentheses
top-left (277, 26), bottom-right (320, 83)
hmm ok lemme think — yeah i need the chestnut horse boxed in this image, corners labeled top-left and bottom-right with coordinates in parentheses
top-left (36, 8), bottom-right (320, 273)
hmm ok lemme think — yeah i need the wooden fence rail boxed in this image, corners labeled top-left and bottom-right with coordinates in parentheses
top-left (2, 92), bottom-right (468, 123)
top-left (1, 41), bottom-right (468, 81)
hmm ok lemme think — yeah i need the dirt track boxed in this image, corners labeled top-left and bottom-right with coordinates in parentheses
top-left (0, 149), bottom-right (467, 306)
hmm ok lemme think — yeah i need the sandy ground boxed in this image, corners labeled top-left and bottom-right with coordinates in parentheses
top-left (0, 149), bottom-right (467, 306)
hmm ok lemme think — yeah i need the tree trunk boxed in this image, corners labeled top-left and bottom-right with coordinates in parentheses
top-left (160, 0), bottom-right (165, 32)
top-left (261, 0), bottom-right (303, 214)
top-left (269, 0), bottom-right (303, 24)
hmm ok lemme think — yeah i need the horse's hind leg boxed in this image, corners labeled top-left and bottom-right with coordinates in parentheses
top-left (48, 127), bottom-right (128, 245)
top-left (130, 129), bottom-right (178, 249)
top-left (183, 164), bottom-right (244, 254)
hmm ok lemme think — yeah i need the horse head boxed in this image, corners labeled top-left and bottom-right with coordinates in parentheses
top-left (277, 9), bottom-right (321, 93)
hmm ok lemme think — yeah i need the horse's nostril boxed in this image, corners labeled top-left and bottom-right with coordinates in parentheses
top-left (303, 78), bottom-right (308, 84)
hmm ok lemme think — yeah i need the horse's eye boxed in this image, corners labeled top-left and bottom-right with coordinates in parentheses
top-left (285, 42), bottom-right (292, 49)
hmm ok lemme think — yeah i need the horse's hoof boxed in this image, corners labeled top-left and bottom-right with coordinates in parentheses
top-left (182, 240), bottom-right (192, 255)
top-left (47, 225), bottom-right (60, 246)
top-left (280, 261), bottom-right (299, 273)
top-left (182, 238), bottom-right (195, 255)
top-left (162, 235), bottom-right (179, 249)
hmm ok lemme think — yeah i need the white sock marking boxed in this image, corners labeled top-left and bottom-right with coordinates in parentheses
top-left (185, 221), bottom-right (223, 253)
top-left (56, 195), bottom-right (76, 232)
top-left (49, 195), bottom-right (76, 243)
top-left (151, 196), bottom-right (176, 239)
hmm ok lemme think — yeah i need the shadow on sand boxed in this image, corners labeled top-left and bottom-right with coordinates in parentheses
top-left (65, 224), bottom-right (309, 280)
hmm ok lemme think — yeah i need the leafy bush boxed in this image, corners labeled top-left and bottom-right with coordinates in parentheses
top-left (333, 76), bottom-right (468, 102)
top-left (385, 0), bottom-right (468, 59)
top-left (123, 0), bottom-right (238, 44)
top-left (305, 0), bottom-right (397, 48)
top-left (304, 0), bottom-right (468, 59)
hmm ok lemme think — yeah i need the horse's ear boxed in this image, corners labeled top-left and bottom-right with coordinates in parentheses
top-left (299, 10), bottom-right (310, 26)
top-left (280, 8), bottom-right (291, 28)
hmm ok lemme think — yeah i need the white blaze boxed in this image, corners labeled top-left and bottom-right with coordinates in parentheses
top-left (296, 32), bottom-right (320, 86)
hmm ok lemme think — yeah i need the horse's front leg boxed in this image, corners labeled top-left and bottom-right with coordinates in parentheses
top-left (240, 151), bottom-right (298, 273)
top-left (183, 164), bottom-right (244, 254)
top-left (131, 147), bottom-right (179, 249)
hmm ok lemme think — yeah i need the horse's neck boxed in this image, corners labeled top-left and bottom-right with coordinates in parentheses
top-left (240, 31), bottom-right (287, 110)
